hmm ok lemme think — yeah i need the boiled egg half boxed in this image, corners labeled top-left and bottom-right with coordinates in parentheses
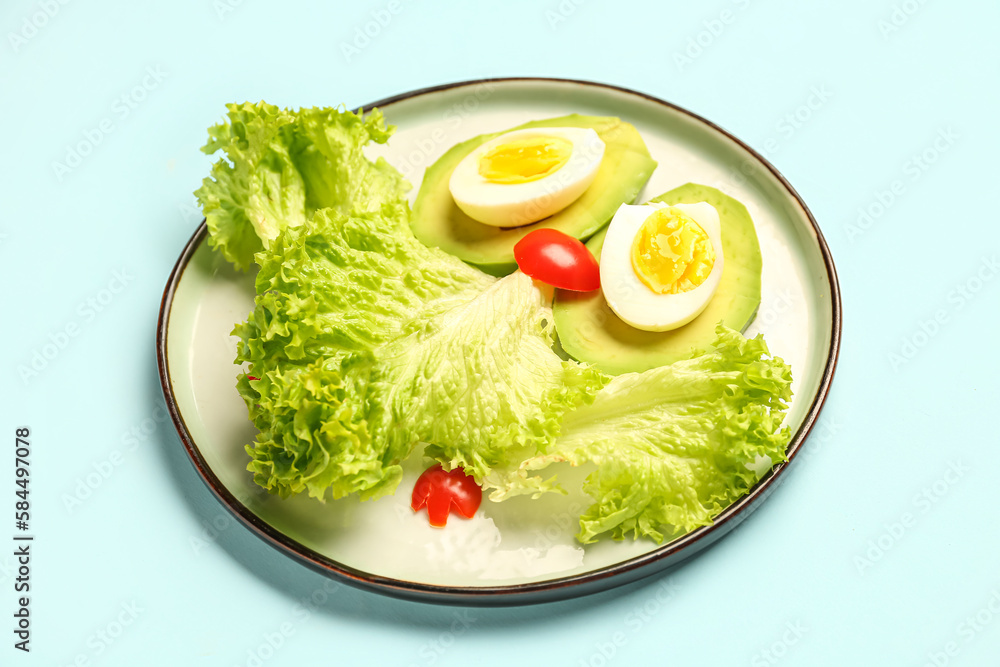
top-left (600, 202), bottom-right (724, 331)
top-left (448, 127), bottom-right (605, 227)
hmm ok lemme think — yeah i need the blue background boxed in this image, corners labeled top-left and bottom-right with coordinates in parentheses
top-left (2, 0), bottom-right (998, 664)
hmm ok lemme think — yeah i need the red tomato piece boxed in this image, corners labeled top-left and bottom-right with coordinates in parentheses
top-left (513, 228), bottom-right (601, 292)
top-left (411, 464), bottom-right (483, 527)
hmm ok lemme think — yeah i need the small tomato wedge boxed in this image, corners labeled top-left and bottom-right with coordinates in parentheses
top-left (411, 464), bottom-right (482, 527)
top-left (513, 228), bottom-right (600, 291)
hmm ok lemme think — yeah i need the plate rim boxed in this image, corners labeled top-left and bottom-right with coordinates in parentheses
top-left (156, 76), bottom-right (842, 606)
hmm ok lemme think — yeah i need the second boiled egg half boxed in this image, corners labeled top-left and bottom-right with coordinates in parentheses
top-left (600, 202), bottom-right (724, 331)
top-left (449, 127), bottom-right (605, 227)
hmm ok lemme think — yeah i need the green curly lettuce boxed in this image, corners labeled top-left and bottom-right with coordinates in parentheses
top-left (494, 326), bottom-right (793, 543)
top-left (194, 102), bottom-right (405, 270)
top-left (235, 206), bottom-right (605, 501)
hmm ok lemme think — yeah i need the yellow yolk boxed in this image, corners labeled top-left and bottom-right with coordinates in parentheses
top-left (631, 207), bottom-right (717, 294)
top-left (478, 135), bottom-right (573, 184)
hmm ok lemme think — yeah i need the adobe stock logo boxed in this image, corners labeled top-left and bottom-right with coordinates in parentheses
top-left (576, 578), bottom-right (679, 667)
top-left (845, 128), bottom-right (958, 243)
top-left (62, 405), bottom-right (170, 514)
top-left (922, 589), bottom-right (1000, 666)
top-left (545, 0), bottom-right (588, 29)
top-left (7, 0), bottom-right (73, 54)
top-left (339, 0), bottom-right (412, 63)
top-left (61, 601), bottom-right (145, 665)
top-left (713, 85), bottom-right (832, 194)
top-left (751, 621), bottom-right (808, 667)
top-left (214, 0), bottom-right (248, 20)
top-left (878, 0), bottom-right (930, 39)
top-left (51, 66), bottom-right (168, 182)
top-left (672, 0), bottom-right (755, 72)
top-left (887, 256), bottom-right (998, 371)
top-left (854, 461), bottom-right (968, 575)
top-left (18, 268), bottom-right (134, 384)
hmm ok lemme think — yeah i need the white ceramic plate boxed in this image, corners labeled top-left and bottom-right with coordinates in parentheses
top-left (157, 78), bottom-right (841, 605)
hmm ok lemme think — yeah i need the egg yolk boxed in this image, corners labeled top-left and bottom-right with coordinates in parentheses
top-left (478, 135), bottom-right (573, 184)
top-left (631, 207), bottom-right (716, 294)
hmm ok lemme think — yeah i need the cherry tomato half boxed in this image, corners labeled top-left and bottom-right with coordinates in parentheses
top-left (411, 464), bottom-right (482, 527)
top-left (513, 228), bottom-right (600, 291)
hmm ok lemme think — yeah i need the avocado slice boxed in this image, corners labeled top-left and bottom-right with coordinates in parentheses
top-left (411, 114), bottom-right (657, 276)
top-left (552, 183), bottom-right (762, 375)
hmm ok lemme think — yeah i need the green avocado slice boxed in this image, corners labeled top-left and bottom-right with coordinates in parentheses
top-left (410, 114), bottom-right (657, 276)
top-left (552, 183), bottom-right (762, 375)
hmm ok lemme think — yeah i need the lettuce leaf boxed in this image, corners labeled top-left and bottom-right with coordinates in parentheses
top-left (494, 326), bottom-right (793, 543)
top-left (195, 102), bottom-right (405, 270)
top-left (378, 271), bottom-right (606, 483)
top-left (236, 205), bottom-right (604, 501)
top-left (234, 200), bottom-right (487, 500)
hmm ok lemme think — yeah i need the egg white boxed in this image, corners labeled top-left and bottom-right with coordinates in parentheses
top-left (600, 202), bottom-right (725, 332)
top-left (448, 127), bottom-right (605, 228)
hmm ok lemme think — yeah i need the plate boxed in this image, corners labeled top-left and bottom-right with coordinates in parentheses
top-left (156, 77), bottom-right (841, 605)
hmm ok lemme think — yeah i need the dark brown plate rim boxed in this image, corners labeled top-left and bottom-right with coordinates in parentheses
top-left (155, 76), bottom-right (842, 606)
